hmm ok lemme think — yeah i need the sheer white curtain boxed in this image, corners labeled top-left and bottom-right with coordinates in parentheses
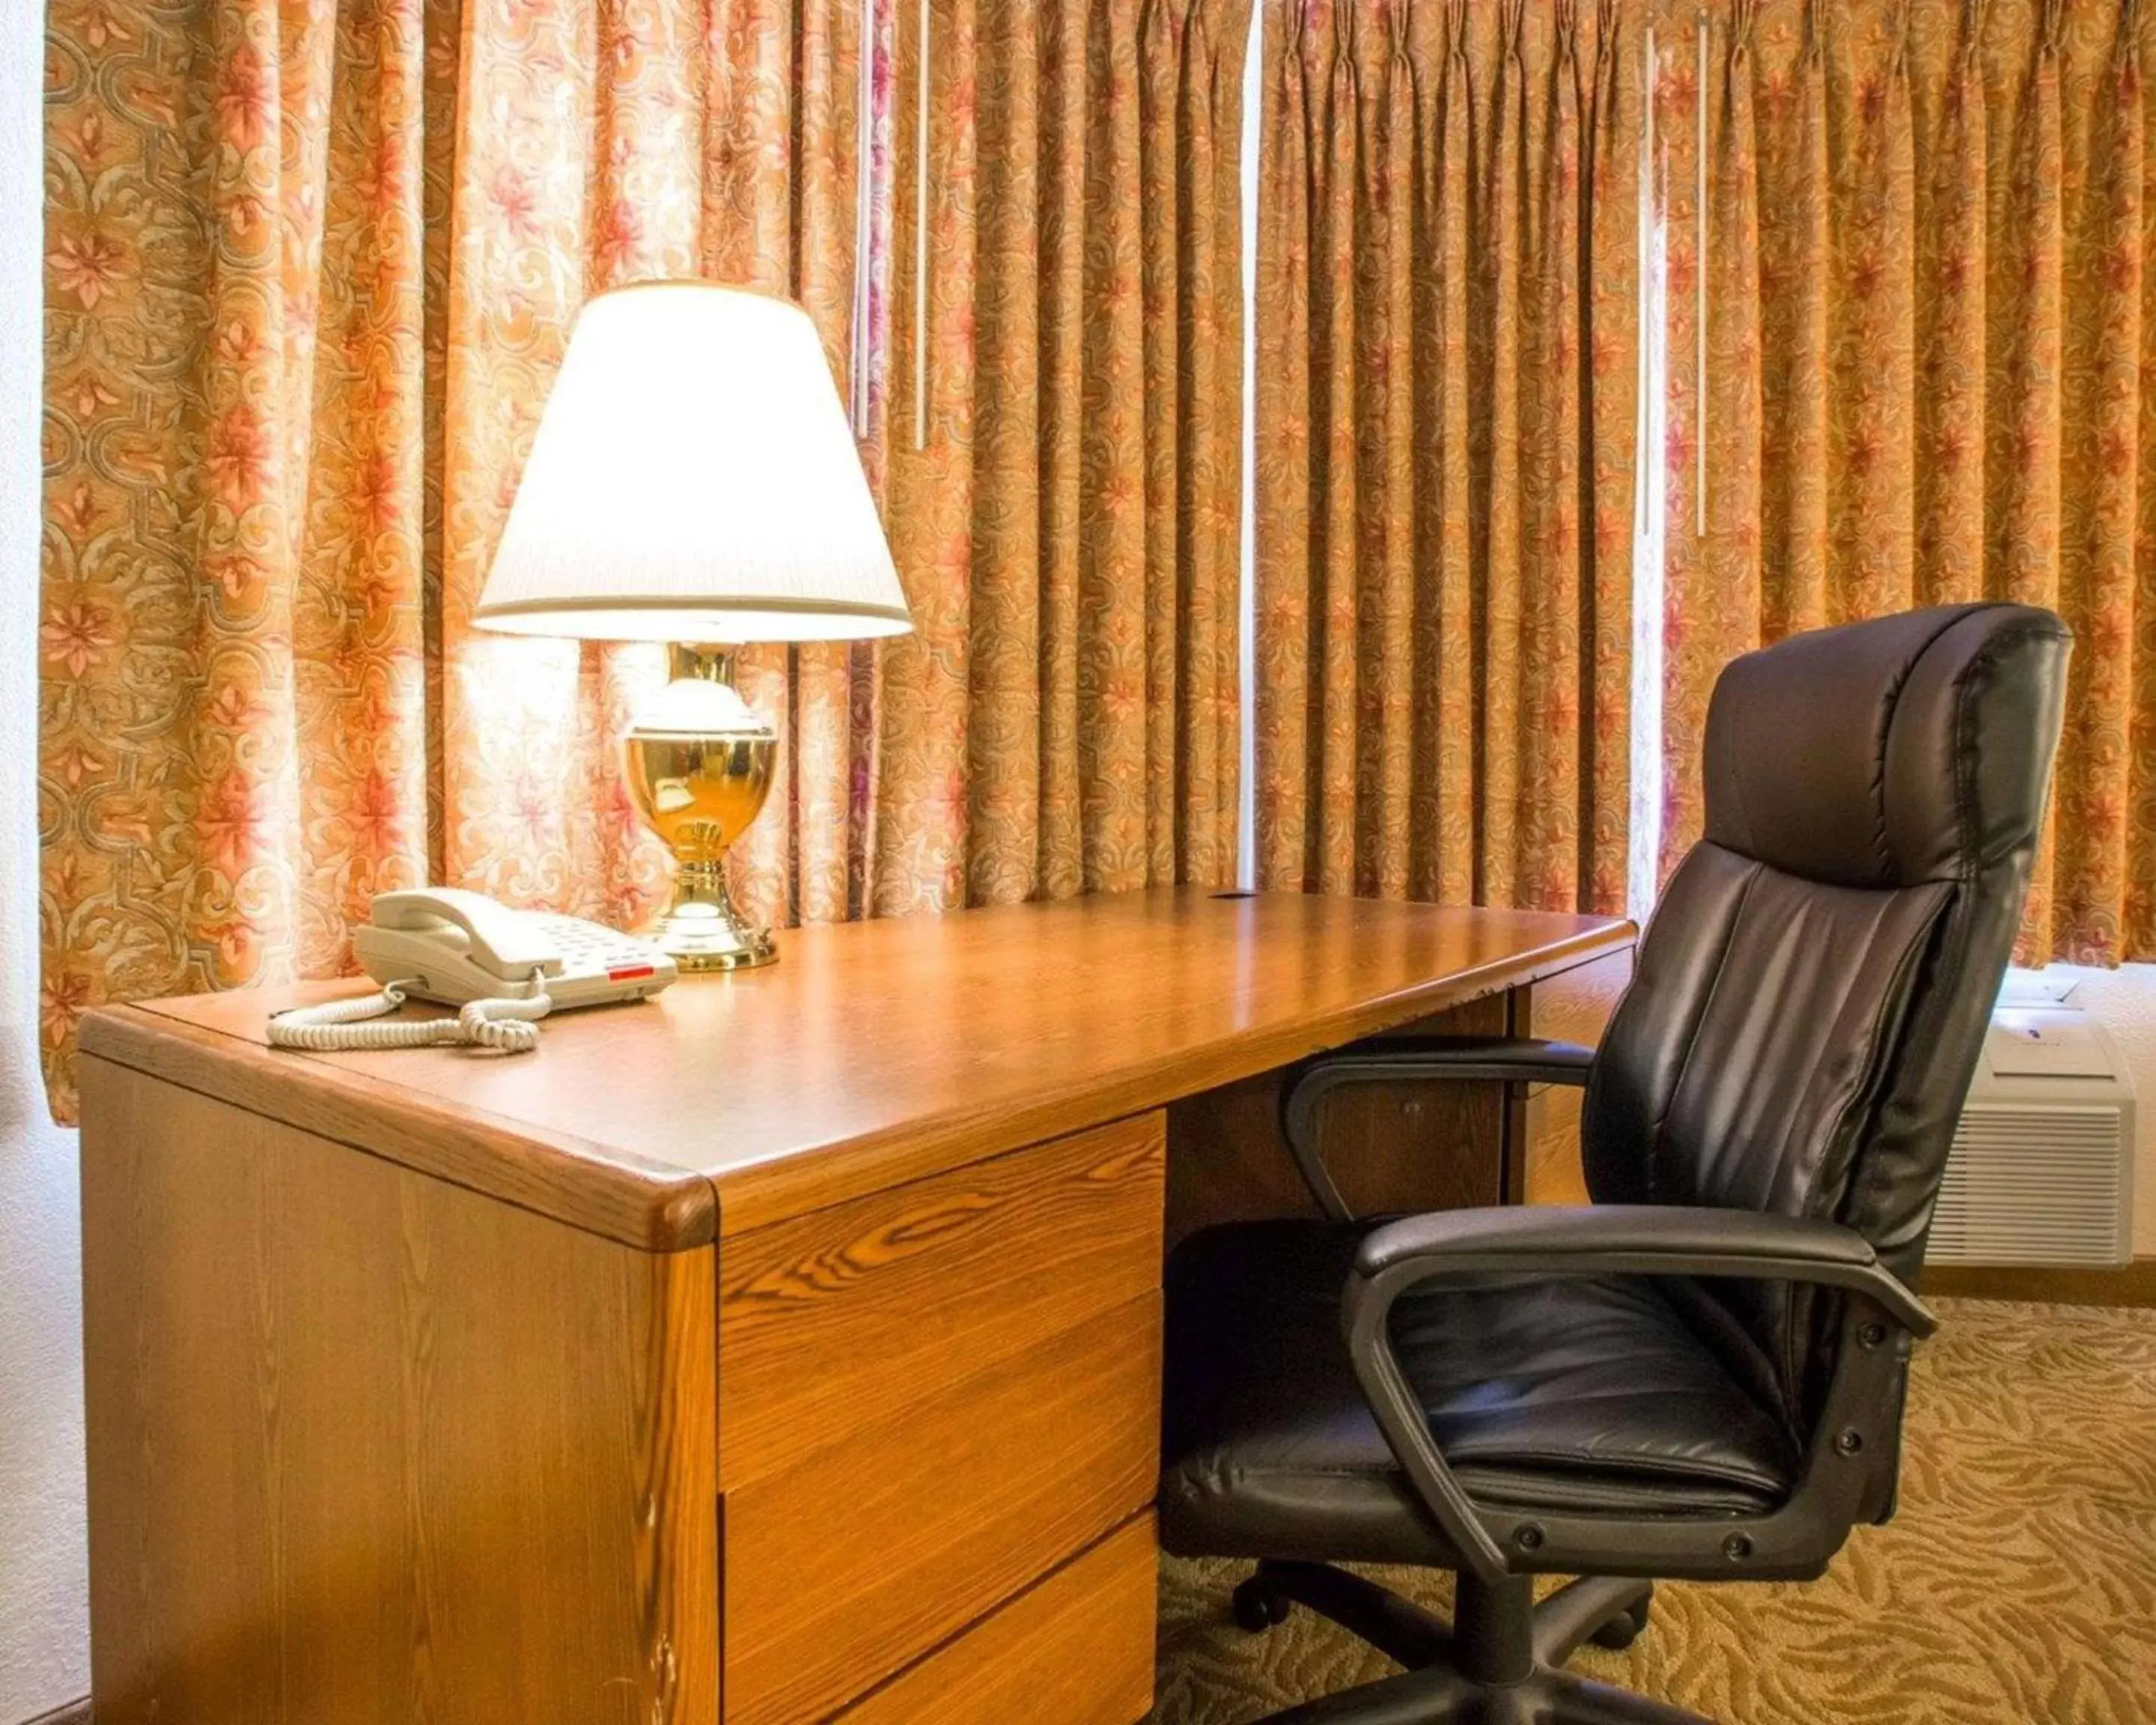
top-left (0, 0), bottom-right (90, 1715)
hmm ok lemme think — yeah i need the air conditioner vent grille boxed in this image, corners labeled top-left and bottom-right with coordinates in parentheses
top-left (1929, 1100), bottom-right (2131, 1268)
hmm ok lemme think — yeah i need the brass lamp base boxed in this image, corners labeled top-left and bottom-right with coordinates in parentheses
top-left (624, 645), bottom-right (780, 972)
top-left (648, 861), bottom-right (778, 972)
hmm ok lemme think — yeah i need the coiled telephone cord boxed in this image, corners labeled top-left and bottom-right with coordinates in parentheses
top-left (267, 978), bottom-right (552, 1054)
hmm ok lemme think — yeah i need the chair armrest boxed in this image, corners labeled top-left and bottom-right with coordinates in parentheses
top-left (1281, 1038), bottom-right (1596, 1220)
top-left (1353, 1204), bottom-right (1932, 1335)
top-left (1341, 1203), bottom-right (1936, 1583)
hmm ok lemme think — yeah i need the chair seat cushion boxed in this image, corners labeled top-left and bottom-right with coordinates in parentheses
top-left (1159, 1220), bottom-right (1801, 1567)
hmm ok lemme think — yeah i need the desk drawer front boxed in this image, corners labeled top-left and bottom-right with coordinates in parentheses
top-left (833, 1516), bottom-right (1158, 1725)
top-left (716, 1110), bottom-right (1165, 1484)
top-left (722, 1294), bottom-right (1161, 1725)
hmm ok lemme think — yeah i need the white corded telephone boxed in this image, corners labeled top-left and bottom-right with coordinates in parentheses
top-left (267, 889), bottom-right (677, 1054)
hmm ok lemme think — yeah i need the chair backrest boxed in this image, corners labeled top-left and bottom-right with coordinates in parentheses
top-left (1582, 603), bottom-right (2069, 1420)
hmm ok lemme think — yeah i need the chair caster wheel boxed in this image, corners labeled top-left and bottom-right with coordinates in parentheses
top-left (1589, 1588), bottom-right (1653, 1652)
top-left (1231, 1576), bottom-right (1292, 1633)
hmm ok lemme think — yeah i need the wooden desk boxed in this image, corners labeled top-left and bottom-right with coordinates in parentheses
top-left (79, 887), bottom-right (1631, 1725)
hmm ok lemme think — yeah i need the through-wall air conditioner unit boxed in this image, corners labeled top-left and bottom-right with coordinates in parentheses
top-left (1926, 1005), bottom-right (2135, 1268)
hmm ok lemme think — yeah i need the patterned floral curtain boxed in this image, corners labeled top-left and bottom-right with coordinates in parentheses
top-left (1251, 0), bottom-right (1643, 915)
top-left (40, 0), bottom-right (1251, 1116)
top-left (438, 0), bottom-right (893, 939)
top-left (42, 0), bottom-right (460, 1119)
top-left (877, 0), bottom-right (1252, 908)
top-left (39, 0), bottom-right (889, 1117)
top-left (1660, 0), bottom-right (2156, 964)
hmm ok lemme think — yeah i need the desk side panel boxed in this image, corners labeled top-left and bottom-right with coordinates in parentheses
top-left (81, 1057), bottom-right (719, 1725)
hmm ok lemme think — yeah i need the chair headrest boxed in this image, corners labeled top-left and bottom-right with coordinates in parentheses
top-left (1702, 603), bottom-right (2071, 889)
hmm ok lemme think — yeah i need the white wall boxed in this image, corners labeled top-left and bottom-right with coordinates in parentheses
top-left (2035, 964), bottom-right (2156, 1256)
top-left (1, 0), bottom-right (91, 1716)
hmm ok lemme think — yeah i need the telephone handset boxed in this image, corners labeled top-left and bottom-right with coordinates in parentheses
top-left (267, 889), bottom-right (677, 1054)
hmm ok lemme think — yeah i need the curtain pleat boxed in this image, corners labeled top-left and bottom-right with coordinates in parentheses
top-left (1830, 13), bottom-right (1918, 623)
top-left (874, 0), bottom-right (976, 914)
top-left (1479, 6), bottom-right (1526, 909)
top-left (1252, 9), bottom-right (1311, 892)
top-left (1663, 0), bottom-right (2156, 963)
top-left (1429, 27), bottom-right (1477, 908)
top-left (1913, 10), bottom-right (1988, 610)
top-left (1760, 16), bottom-right (1831, 641)
top-left (2051, 7), bottom-right (2146, 964)
top-left (879, 0), bottom-right (1249, 909)
top-left (1519, 5), bottom-right (1585, 907)
top-left (1145, 0), bottom-right (1243, 888)
top-left (1658, 0), bottom-right (1761, 871)
top-left (1585, 10), bottom-right (1644, 896)
top-left (1254, 0), bottom-right (1639, 913)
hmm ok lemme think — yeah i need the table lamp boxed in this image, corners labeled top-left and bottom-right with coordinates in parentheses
top-left (473, 282), bottom-right (913, 970)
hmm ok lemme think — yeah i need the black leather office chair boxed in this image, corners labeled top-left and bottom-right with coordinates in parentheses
top-left (1160, 604), bottom-right (2070, 1724)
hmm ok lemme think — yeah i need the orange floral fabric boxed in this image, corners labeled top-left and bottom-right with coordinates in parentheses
top-left (437, 0), bottom-right (891, 940)
top-left (1252, 0), bottom-right (1642, 915)
top-left (1660, 0), bottom-right (2156, 963)
top-left (877, 0), bottom-right (1252, 907)
top-left (42, 0), bottom-right (458, 1119)
top-left (39, 0), bottom-right (887, 1116)
top-left (40, 0), bottom-right (1251, 1117)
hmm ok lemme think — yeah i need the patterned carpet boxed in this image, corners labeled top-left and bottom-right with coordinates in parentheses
top-left (1151, 1299), bottom-right (2156, 1724)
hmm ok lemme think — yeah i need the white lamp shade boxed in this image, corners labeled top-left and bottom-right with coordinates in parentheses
top-left (473, 282), bottom-right (913, 644)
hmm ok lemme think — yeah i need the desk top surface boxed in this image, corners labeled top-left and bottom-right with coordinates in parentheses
top-left (84, 888), bottom-right (1630, 1250)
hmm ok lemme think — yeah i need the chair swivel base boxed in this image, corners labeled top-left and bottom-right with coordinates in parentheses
top-left (1228, 1562), bottom-right (1713, 1725)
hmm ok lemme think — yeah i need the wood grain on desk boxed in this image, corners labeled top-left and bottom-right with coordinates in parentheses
top-left (713, 1111), bottom-right (1166, 1720)
top-left (831, 1517), bottom-right (1158, 1725)
top-left (79, 888), bottom-right (1634, 1725)
top-left (725, 1294), bottom-right (1160, 1724)
top-left (716, 1111), bottom-right (1166, 1482)
top-left (82, 887), bottom-right (1631, 1250)
top-left (81, 1062), bottom-right (719, 1725)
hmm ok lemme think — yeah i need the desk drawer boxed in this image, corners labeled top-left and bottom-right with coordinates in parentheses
top-left (716, 1114), bottom-right (1166, 1725)
top-left (722, 1294), bottom-right (1161, 1725)
top-left (834, 1515), bottom-right (1159, 1725)
top-left (716, 1110), bottom-right (1166, 1484)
